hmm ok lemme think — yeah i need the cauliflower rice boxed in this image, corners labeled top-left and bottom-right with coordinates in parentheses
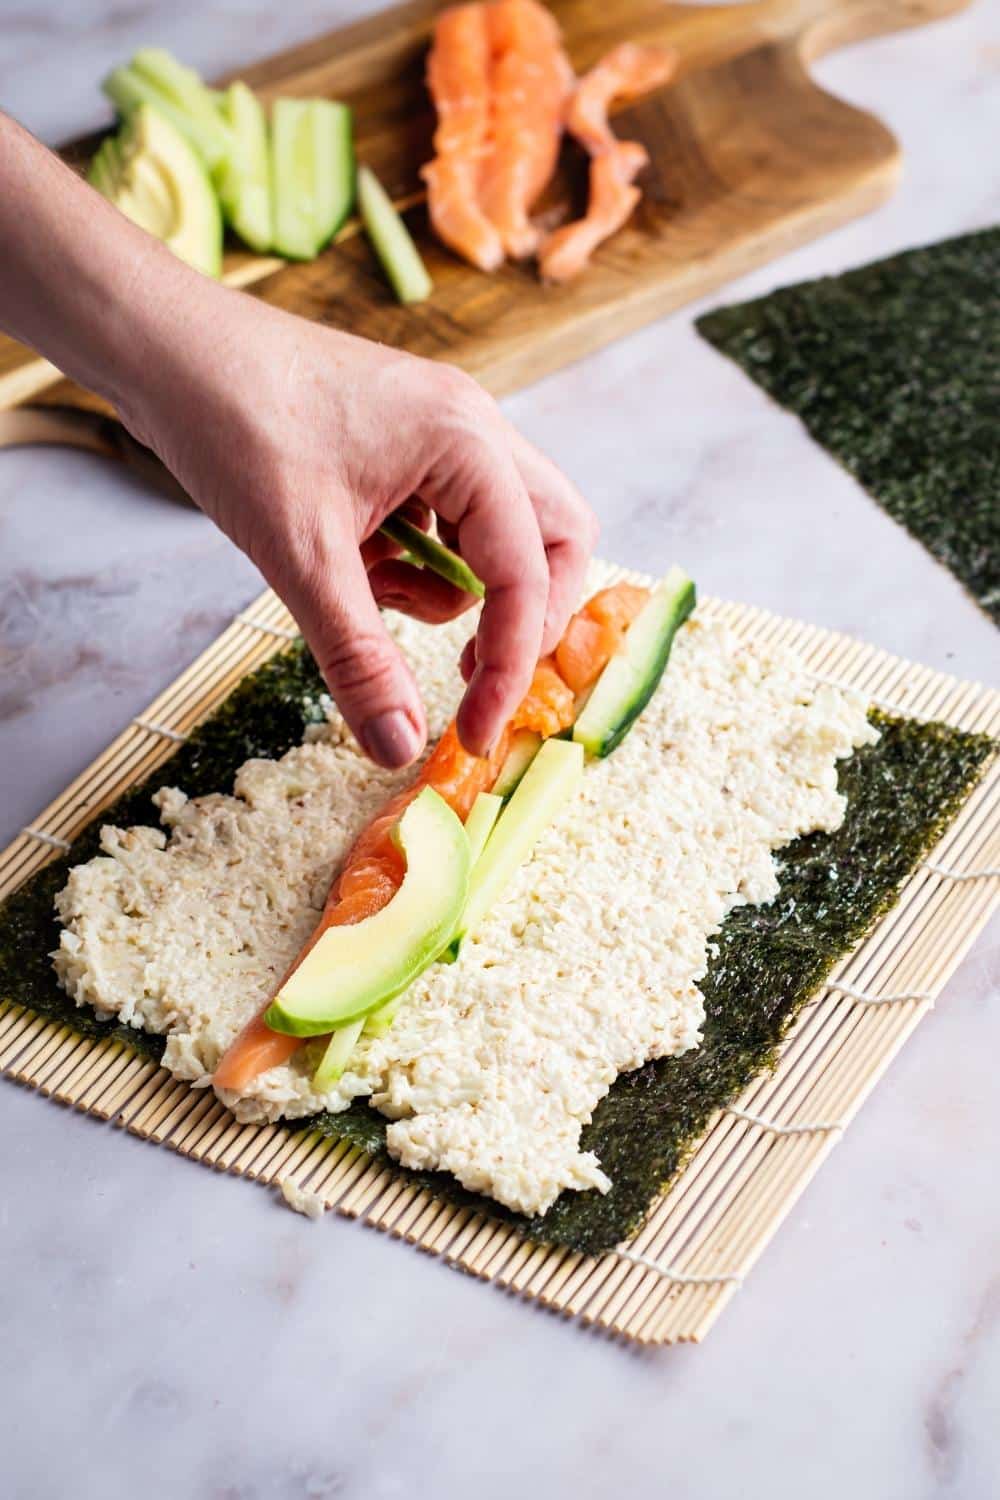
top-left (53, 592), bottom-right (876, 1216)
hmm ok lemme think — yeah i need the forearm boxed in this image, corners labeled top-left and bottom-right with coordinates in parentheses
top-left (0, 111), bottom-right (214, 415)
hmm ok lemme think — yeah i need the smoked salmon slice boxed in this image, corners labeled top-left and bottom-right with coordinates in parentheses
top-left (422, 5), bottom-right (505, 272)
top-left (479, 0), bottom-right (573, 259)
top-left (555, 582), bottom-right (649, 693)
top-left (213, 580), bottom-right (648, 1095)
top-left (538, 43), bottom-right (677, 283)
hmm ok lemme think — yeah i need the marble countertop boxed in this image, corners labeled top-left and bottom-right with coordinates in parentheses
top-left (1, 4), bottom-right (998, 1497)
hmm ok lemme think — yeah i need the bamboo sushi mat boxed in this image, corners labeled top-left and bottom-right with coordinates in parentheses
top-left (2, 567), bottom-right (998, 1345)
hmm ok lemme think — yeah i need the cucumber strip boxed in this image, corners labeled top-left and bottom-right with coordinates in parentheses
top-left (271, 99), bottom-right (320, 260)
top-left (573, 566), bottom-right (696, 759)
top-left (272, 98), bottom-right (354, 259)
top-left (464, 792), bottom-right (504, 865)
top-left (103, 64), bottom-right (232, 174)
top-left (312, 1017), bottom-right (365, 1091)
top-left (377, 514), bottom-right (484, 599)
top-left (364, 990), bottom-right (406, 1038)
top-left (311, 100), bottom-right (355, 248)
top-left (357, 164), bottom-right (433, 304)
top-left (450, 737), bottom-right (584, 955)
top-left (491, 729), bottom-right (542, 799)
top-left (131, 48), bottom-right (229, 148)
top-left (218, 80), bottom-right (272, 252)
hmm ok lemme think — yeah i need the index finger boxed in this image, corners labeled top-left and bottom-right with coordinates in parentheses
top-left (424, 439), bottom-right (549, 757)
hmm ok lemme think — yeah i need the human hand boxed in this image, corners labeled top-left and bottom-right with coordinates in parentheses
top-left (120, 291), bottom-right (598, 769)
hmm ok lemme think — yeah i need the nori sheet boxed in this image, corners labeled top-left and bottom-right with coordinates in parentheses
top-left (697, 226), bottom-right (1000, 625)
top-left (0, 643), bottom-right (992, 1255)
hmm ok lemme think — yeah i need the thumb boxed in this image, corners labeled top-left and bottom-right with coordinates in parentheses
top-left (277, 524), bottom-right (428, 770)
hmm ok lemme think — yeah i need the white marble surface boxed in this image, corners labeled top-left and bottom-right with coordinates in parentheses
top-left (1, 4), bottom-right (998, 1496)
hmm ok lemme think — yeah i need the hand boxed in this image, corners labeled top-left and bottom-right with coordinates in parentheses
top-left (119, 295), bottom-right (598, 769)
top-left (0, 112), bottom-right (596, 767)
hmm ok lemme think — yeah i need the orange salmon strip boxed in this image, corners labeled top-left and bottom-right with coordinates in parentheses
top-left (539, 43), bottom-right (677, 283)
top-left (213, 581), bottom-right (648, 1094)
top-left (422, 5), bottom-right (505, 272)
top-left (556, 582), bottom-right (649, 693)
top-left (479, 0), bottom-right (573, 259)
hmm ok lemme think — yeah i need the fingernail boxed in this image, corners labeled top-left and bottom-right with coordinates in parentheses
top-left (360, 709), bottom-right (422, 769)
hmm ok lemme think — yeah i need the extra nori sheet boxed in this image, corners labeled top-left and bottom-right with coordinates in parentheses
top-left (697, 226), bottom-right (1000, 625)
top-left (0, 642), bottom-right (992, 1255)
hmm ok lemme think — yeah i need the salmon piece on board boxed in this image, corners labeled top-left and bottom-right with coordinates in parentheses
top-left (539, 43), bottom-right (677, 283)
top-left (422, 4), bottom-right (505, 272)
top-left (479, 0), bottom-right (573, 259)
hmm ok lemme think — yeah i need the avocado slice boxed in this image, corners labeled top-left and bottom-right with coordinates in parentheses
top-left (357, 164), bottom-right (433, 304)
top-left (572, 566), bottom-right (696, 759)
top-left (450, 737), bottom-right (584, 954)
top-left (272, 98), bottom-right (354, 260)
top-left (217, 80), bottom-right (272, 252)
top-left (265, 786), bottom-right (471, 1037)
top-left (88, 104), bottom-right (222, 278)
top-left (103, 61), bottom-right (233, 177)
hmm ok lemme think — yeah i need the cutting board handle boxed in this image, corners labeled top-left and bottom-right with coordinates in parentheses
top-left (764, 0), bottom-right (971, 61)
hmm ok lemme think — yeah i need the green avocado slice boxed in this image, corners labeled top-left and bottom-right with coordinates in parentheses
top-left (88, 104), bottom-right (222, 278)
top-left (265, 786), bottom-right (471, 1037)
top-left (572, 565), bottom-right (696, 758)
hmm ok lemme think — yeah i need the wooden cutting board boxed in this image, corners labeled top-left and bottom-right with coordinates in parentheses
top-left (0, 0), bottom-right (969, 415)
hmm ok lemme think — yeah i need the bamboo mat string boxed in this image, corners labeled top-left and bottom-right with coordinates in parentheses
top-left (723, 1106), bottom-right (844, 1137)
top-left (20, 828), bottom-right (71, 852)
top-left (824, 981), bottom-right (934, 1008)
top-left (236, 614), bottom-right (299, 641)
top-left (133, 719), bottom-right (188, 743)
top-left (610, 1247), bottom-right (744, 1287)
top-left (920, 862), bottom-right (1000, 881)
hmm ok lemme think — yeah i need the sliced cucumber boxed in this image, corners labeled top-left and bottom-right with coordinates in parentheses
top-left (272, 98), bottom-right (354, 260)
top-left (312, 1016), bottom-right (365, 1091)
top-left (357, 164), bottom-right (432, 304)
top-left (377, 513), bottom-right (484, 599)
top-left (572, 566), bottom-right (695, 759)
top-left (311, 100), bottom-right (355, 248)
top-left (131, 48), bottom-right (229, 153)
top-left (492, 729), bottom-right (542, 800)
top-left (364, 990), bottom-right (406, 1038)
top-left (218, 80), bottom-right (272, 252)
top-left (450, 737), bottom-right (584, 954)
top-left (464, 792), bottom-right (504, 865)
top-left (103, 62), bottom-right (233, 176)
